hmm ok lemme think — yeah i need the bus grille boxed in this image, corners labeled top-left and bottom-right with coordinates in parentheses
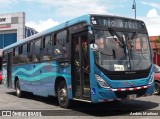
top-left (107, 73), bottom-right (149, 80)
top-left (115, 88), bottom-right (147, 98)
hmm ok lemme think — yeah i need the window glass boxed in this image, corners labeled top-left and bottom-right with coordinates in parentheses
top-left (57, 30), bottom-right (67, 45)
top-left (42, 35), bottom-right (52, 61)
top-left (34, 39), bottom-right (41, 62)
top-left (94, 30), bottom-right (151, 71)
top-left (27, 42), bottom-right (33, 62)
top-left (15, 47), bottom-right (19, 56)
top-left (53, 30), bottom-right (69, 59)
top-left (0, 34), bottom-right (3, 49)
top-left (13, 47), bottom-right (20, 64)
top-left (82, 37), bottom-right (89, 71)
top-left (20, 44), bottom-right (28, 63)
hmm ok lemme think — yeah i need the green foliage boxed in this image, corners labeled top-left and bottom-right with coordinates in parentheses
top-left (155, 36), bottom-right (160, 49)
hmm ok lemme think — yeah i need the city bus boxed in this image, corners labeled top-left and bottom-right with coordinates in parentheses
top-left (2, 14), bottom-right (154, 108)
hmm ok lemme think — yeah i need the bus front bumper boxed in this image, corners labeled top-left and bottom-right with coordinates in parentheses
top-left (91, 83), bottom-right (154, 103)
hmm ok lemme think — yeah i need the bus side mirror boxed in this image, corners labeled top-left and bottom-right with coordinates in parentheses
top-left (90, 44), bottom-right (98, 51)
top-left (88, 31), bottom-right (95, 44)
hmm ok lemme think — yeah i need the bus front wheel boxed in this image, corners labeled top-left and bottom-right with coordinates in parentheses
top-left (154, 82), bottom-right (160, 95)
top-left (57, 81), bottom-right (71, 108)
top-left (15, 80), bottom-right (23, 98)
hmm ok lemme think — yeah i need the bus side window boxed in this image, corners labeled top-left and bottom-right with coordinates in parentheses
top-left (27, 42), bottom-right (33, 62)
top-left (13, 47), bottom-right (20, 64)
top-left (20, 44), bottom-right (29, 63)
top-left (42, 35), bottom-right (52, 61)
top-left (34, 39), bottom-right (41, 62)
top-left (53, 30), bottom-right (69, 59)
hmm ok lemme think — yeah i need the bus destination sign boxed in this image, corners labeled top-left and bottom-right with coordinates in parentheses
top-left (91, 16), bottom-right (146, 30)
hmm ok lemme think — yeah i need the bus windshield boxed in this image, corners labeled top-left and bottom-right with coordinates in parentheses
top-left (94, 30), bottom-right (151, 71)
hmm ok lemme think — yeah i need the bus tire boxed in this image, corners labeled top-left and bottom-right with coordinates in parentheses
top-left (154, 81), bottom-right (160, 95)
top-left (57, 81), bottom-right (71, 108)
top-left (15, 80), bottom-right (23, 98)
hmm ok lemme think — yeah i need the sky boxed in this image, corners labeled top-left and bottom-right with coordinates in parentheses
top-left (0, 0), bottom-right (160, 36)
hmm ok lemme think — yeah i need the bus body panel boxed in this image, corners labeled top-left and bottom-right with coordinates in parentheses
top-left (3, 61), bottom-right (72, 98)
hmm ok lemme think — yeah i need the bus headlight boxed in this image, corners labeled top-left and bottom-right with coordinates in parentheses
top-left (148, 73), bottom-right (154, 84)
top-left (94, 74), bottom-right (110, 88)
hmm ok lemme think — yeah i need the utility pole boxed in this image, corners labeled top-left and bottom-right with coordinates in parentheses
top-left (132, 0), bottom-right (136, 19)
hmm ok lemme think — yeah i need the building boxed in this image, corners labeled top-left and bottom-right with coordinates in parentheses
top-left (0, 12), bottom-right (38, 69)
top-left (25, 26), bottom-right (38, 38)
top-left (150, 36), bottom-right (160, 66)
top-left (0, 12), bottom-right (38, 49)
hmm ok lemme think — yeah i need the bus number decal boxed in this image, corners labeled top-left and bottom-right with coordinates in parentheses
top-left (114, 64), bottom-right (124, 71)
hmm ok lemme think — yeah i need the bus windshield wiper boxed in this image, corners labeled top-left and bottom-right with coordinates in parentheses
top-left (108, 28), bottom-right (124, 48)
top-left (129, 31), bottom-right (137, 53)
top-left (131, 31), bottom-right (137, 40)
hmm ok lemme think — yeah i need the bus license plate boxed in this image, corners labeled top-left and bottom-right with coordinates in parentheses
top-left (127, 94), bottom-right (137, 99)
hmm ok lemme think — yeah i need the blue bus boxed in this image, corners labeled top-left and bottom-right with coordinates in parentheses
top-left (2, 14), bottom-right (154, 108)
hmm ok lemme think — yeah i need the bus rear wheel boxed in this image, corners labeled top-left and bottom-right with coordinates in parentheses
top-left (57, 81), bottom-right (71, 108)
top-left (15, 80), bottom-right (23, 98)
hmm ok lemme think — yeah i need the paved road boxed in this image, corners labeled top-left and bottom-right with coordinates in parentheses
top-left (0, 84), bottom-right (160, 119)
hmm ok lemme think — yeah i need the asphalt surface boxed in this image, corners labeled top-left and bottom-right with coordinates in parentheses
top-left (0, 84), bottom-right (160, 119)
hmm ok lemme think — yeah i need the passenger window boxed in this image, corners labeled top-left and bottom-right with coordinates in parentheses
top-left (34, 39), bottom-right (41, 62)
top-left (53, 30), bottom-right (69, 59)
top-left (20, 44), bottom-right (28, 63)
top-left (13, 47), bottom-right (20, 64)
top-left (42, 35), bottom-right (52, 61)
top-left (27, 42), bottom-right (33, 62)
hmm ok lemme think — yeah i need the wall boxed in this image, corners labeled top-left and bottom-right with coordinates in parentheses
top-left (150, 36), bottom-right (160, 66)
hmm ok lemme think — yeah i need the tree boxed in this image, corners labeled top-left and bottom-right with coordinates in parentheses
top-left (155, 36), bottom-right (160, 49)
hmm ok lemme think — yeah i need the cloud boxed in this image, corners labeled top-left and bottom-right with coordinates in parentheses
top-left (0, 0), bottom-right (17, 4)
top-left (147, 9), bottom-right (159, 17)
top-left (0, 0), bottom-right (18, 7)
top-left (141, 1), bottom-right (160, 9)
top-left (141, 9), bottom-right (160, 36)
top-left (23, 0), bottom-right (113, 18)
top-left (26, 19), bottom-right (59, 32)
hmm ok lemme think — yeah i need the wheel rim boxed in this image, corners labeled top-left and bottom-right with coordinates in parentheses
top-left (154, 83), bottom-right (160, 94)
top-left (58, 86), bottom-right (67, 107)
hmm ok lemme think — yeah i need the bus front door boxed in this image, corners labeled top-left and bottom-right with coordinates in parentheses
top-left (72, 32), bottom-right (91, 101)
top-left (7, 52), bottom-right (12, 88)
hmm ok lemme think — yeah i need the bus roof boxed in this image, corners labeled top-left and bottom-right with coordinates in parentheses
top-left (3, 14), bottom-right (145, 51)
